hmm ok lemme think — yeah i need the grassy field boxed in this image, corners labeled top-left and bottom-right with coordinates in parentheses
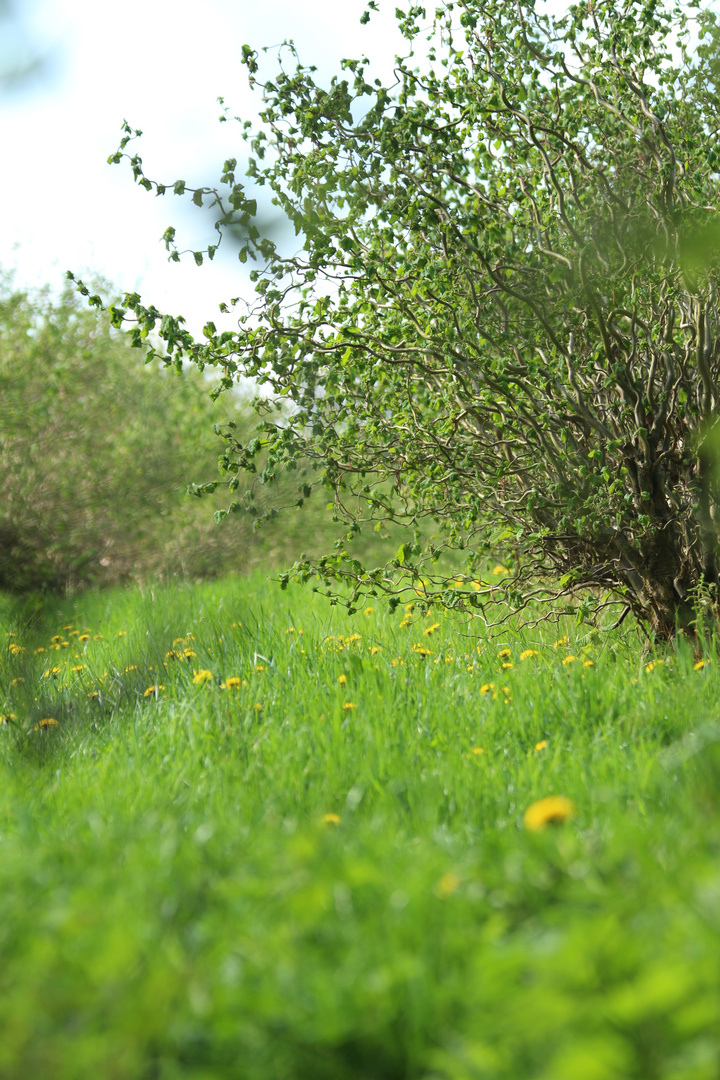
top-left (1, 573), bottom-right (719, 1079)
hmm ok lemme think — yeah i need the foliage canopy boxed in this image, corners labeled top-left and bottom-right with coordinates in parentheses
top-left (87, 0), bottom-right (720, 637)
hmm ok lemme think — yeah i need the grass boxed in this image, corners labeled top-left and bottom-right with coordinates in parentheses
top-left (1, 574), bottom-right (719, 1079)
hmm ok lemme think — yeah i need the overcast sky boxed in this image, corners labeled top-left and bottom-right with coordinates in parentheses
top-left (0, 0), bottom-right (405, 332)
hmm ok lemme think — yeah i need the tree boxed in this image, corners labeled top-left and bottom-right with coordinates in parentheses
top-left (88, 0), bottom-right (720, 638)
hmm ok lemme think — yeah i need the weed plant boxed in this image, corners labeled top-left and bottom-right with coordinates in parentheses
top-left (1, 576), bottom-right (719, 1079)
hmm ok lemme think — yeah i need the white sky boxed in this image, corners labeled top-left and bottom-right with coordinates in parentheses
top-left (0, 0), bottom-right (405, 333)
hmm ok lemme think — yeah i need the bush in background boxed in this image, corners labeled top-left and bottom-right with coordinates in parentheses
top-left (0, 274), bottom-right (348, 593)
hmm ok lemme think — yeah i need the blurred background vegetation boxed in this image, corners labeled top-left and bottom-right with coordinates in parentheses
top-left (0, 272), bottom-right (393, 595)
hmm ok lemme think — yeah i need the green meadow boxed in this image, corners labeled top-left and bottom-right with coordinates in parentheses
top-left (1, 574), bottom-right (719, 1079)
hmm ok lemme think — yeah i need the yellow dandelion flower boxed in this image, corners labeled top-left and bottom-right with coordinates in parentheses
top-left (535, 739), bottom-right (548, 751)
top-left (370, 646), bottom-right (381, 656)
top-left (221, 676), bottom-right (243, 690)
top-left (338, 674), bottom-right (347, 685)
top-left (405, 602), bottom-right (415, 612)
top-left (424, 622), bottom-right (441, 636)
top-left (78, 634), bottom-right (90, 642)
top-left (34, 718), bottom-right (59, 731)
top-left (192, 669), bottom-right (214, 685)
top-left (399, 617), bottom-right (413, 628)
top-left (498, 648), bottom-right (512, 659)
top-left (492, 565), bottom-right (509, 575)
top-left (343, 702), bottom-right (356, 711)
top-left (184, 649), bottom-right (197, 658)
top-left (479, 682), bottom-right (495, 694)
top-left (391, 657), bottom-right (404, 667)
top-left (11, 677), bottom-right (24, 685)
top-left (413, 643), bottom-right (432, 657)
top-left (553, 636), bottom-right (568, 648)
top-left (143, 685), bottom-right (164, 696)
top-left (117, 630), bottom-right (127, 637)
top-left (8, 643), bottom-right (24, 655)
top-left (364, 606), bottom-right (374, 616)
top-left (582, 659), bottom-right (594, 668)
top-left (71, 665), bottom-right (84, 673)
top-left (255, 663), bottom-right (266, 672)
top-left (93, 634), bottom-right (103, 640)
top-left (562, 655), bottom-right (576, 665)
top-left (0, 713), bottom-right (17, 725)
top-left (254, 703), bottom-right (263, 712)
top-left (124, 665), bottom-right (137, 673)
top-left (645, 659), bottom-right (665, 673)
top-left (694, 659), bottom-right (707, 671)
top-left (523, 796), bottom-right (576, 831)
top-left (34, 647), bottom-right (46, 654)
top-left (436, 872), bottom-right (460, 897)
top-left (519, 649), bottom-right (538, 661)
top-left (470, 747), bottom-right (485, 755)
top-left (323, 813), bottom-right (341, 825)
top-left (88, 691), bottom-right (99, 699)
top-left (63, 624), bottom-right (73, 630)
top-left (501, 662), bottom-right (514, 670)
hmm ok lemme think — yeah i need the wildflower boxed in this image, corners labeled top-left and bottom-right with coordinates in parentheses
top-left (501, 662), bottom-right (514, 670)
top-left (124, 665), bottom-right (137, 673)
top-left (63, 624), bottom-right (73, 630)
top-left (519, 649), bottom-right (538, 661)
top-left (34, 718), bottom-right (59, 731)
top-left (93, 634), bottom-right (103, 640)
top-left (51, 635), bottom-right (61, 643)
top-left (553, 636), bottom-right (568, 648)
top-left (68, 630), bottom-right (79, 637)
top-left (492, 565), bottom-right (509, 575)
top-left (192, 669), bottom-right (214, 685)
top-left (343, 702), bottom-right (356, 711)
top-left (391, 657), bottom-right (404, 667)
top-left (582, 659), bottom-right (594, 668)
top-left (117, 631), bottom-right (127, 637)
top-left (694, 659), bottom-right (707, 671)
top-left (78, 634), bottom-right (90, 642)
top-left (184, 649), bottom-right (197, 659)
top-left (479, 682), bottom-right (495, 694)
top-left (11, 677), bottom-right (24, 685)
top-left (364, 607), bottom-right (374, 616)
top-left (8, 643), bottom-right (24, 655)
top-left (338, 674), bottom-right (347, 685)
top-left (470, 747), bottom-right (485, 755)
top-left (436, 872), bottom-right (460, 897)
top-left (255, 664), bottom-right (266, 672)
top-left (88, 691), bottom-right (99, 699)
top-left (445, 656), bottom-right (453, 664)
top-left (535, 740), bottom-right (548, 751)
top-left (399, 617), bottom-right (413, 629)
top-left (645, 659), bottom-right (664, 673)
top-left (424, 622), bottom-right (441, 636)
top-left (523, 796), bottom-right (576, 831)
top-left (221, 676), bottom-right (243, 690)
top-left (405, 602), bottom-right (415, 613)
top-left (413, 644), bottom-right (432, 657)
top-left (286, 627), bottom-right (296, 634)
top-left (323, 813), bottom-right (341, 825)
top-left (71, 665), bottom-right (84, 673)
top-left (562, 655), bottom-right (576, 665)
top-left (498, 648), bottom-right (512, 659)
top-left (34, 647), bottom-right (46, 654)
top-left (1, 713), bottom-right (17, 725)
top-left (143, 685), bottom-right (164, 696)
top-left (254, 703), bottom-right (263, 712)
top-left (370, 646), bottom-right (381, 656)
